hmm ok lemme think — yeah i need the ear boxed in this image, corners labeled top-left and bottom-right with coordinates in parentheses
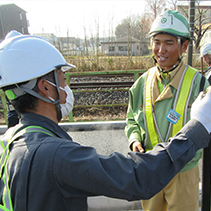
top-left (37, 79), bottom-right (51, 96)
top-left (181, 40), bottom-right (189, 53)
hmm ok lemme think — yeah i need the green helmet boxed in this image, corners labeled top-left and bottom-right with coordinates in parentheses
top-left (149, 10), bottom-right (190, 39)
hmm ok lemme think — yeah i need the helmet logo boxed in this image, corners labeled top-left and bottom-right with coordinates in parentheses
top-left (161, 17), bottom-right (167, 24)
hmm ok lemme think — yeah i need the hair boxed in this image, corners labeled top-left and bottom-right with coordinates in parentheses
top-left (180, 37), bottom-right (189, 45)
top-left (4, 71), bottom-right (56, 114)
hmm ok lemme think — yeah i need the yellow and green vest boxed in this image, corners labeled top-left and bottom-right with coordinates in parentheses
top-left (143, 65), bottom-right (199, 150)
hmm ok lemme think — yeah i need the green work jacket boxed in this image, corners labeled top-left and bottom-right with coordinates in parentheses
top-left (125, 61), bottom-right (210, 172)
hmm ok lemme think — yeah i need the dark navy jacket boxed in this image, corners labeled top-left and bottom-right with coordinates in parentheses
top-left (0, 113), bottom-right (209, 211)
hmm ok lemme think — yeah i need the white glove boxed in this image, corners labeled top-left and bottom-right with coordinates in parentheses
top-left (191, 86), bottom-right (211, 133)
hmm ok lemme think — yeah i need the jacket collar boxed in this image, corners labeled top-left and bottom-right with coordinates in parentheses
top-left (156, 60), bottom-right (187, 90)
top-left (19, 112), bottom-right (72, 140)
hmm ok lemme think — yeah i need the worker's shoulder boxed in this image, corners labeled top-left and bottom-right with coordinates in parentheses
top-left (187, 65), bottom-right (207, 81)
top-left (187, 65), bottom-right (198, 72)
top-left (28, 135), bottom-right (79, 160)
top-left (130, 66), bottom-right (156, 89)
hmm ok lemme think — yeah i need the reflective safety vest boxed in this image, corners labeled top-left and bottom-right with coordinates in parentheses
top-left (143, 65), bottom-right (199, 150)
top-left (0, 126), bottom-right (56, 211)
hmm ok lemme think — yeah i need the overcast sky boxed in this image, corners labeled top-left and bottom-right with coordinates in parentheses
top-left (0, 0), bottom-right (147, 38)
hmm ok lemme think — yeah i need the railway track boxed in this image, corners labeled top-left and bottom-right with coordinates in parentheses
top-left (66, 73), bottom-right (136, 121)
top-left (70, 81), bottom-right (134, 89)
top-left (68, 72), bottom-right (140, 90)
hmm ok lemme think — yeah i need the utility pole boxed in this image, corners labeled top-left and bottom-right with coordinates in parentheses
top-left (187, 0), bottom-right (195, 66)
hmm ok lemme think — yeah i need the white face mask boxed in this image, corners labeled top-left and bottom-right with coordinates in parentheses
top-left (46, 80), bottom-right (74, 118)
top-left (59, 85), bottom-right (74, 117)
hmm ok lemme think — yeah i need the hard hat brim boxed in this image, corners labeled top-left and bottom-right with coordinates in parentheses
top-left (60, 63), bottom-right (76, 72)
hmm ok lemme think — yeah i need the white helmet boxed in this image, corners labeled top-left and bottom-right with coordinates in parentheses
top-left (200, 43), bottom-right (211, 57)
top-left (0, 30), bottom-right (75, 88)
top-left (149, 10), bottom-right (190, 39)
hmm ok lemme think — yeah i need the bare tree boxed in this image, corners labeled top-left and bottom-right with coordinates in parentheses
top-left (115, 20), bottom-right (129, 38)
top-left (140, 13), bottom-right (152, 41)
top-left (115, 14), bottom-right (150, 40)
top-left (194, 3), bottom-right (211, 51)
top-left (145, 0), bottom-right (167, 20)
top-left (167, 0), bottom-right (178, 10)
top-left (177, 1), bottom-right (211, 52)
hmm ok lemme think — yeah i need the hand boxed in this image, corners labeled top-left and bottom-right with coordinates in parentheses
top-left (191, 86), bottom-right (211, 133)
top-left (132, 141), bottom-right (144, 153)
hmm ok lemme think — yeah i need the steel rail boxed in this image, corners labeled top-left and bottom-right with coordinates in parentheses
top-left (70, 81), bottom-right (134, 89)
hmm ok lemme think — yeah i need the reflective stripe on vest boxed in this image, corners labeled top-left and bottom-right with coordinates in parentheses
top-left (172, 66), bottom-right (198, 136)
top-left (144, 68), bottom-right (158, 149)
top-left (0, 126), bottom-right (56, 211)
top-left (144, 66), bottom-right (198, 149)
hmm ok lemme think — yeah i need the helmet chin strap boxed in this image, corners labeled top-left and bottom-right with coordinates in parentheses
top-left (153, 56), bottom-right (183, 73)
top-left (53, 69), bottom-right (62, 122)
top-left (15, 69), bottom-right (62, 122)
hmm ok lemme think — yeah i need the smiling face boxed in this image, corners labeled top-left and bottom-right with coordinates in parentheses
top-left (152, 34), bottom-right (189, 71)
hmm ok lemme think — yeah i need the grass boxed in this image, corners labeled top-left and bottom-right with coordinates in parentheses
top-left (65, 53), bottom-right (203, 72)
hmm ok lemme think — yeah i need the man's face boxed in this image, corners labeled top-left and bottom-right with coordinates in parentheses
top-left (152, 34), bottom-right (188, 71)
top-left (203, 54), bottom-right (211, 66)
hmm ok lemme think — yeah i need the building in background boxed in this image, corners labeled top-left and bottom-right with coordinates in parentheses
top-left (32, 33), bottom-right (61, 50)
top-left (101, 36), bottom-right (149, 56)
top-left (0, 3), bottom-right (29, 41)
top-left (32, 34), bottom-right (82, 55)
top-left (59, 37), bottom-right (78, 55)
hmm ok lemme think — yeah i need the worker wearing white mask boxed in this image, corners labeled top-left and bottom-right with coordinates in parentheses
top-left (1, 30), bottom-right (75, 122)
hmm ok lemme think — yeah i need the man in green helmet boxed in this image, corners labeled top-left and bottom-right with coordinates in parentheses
top-left (125, 10), bottom-right (210, 211)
